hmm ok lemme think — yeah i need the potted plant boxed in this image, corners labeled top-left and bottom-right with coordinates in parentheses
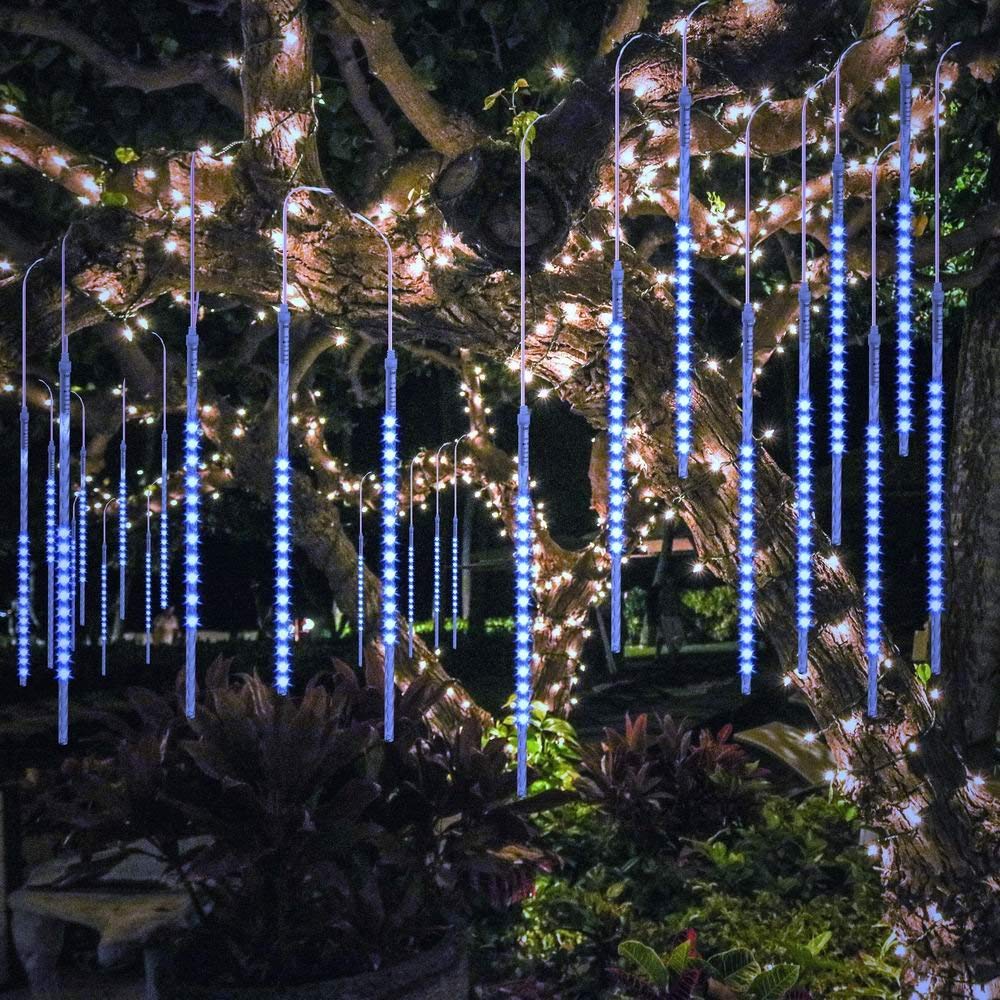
top-left (43, 659), bottom-right (557, 998)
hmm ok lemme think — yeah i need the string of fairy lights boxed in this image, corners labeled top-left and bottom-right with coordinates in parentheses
top-left (3, 20), bottom-right (969, 769)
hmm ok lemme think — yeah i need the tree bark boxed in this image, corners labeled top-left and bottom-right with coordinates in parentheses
top-left (945, 272), bottom-right (1000, 772)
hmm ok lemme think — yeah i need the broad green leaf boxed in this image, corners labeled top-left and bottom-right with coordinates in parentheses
top-left (483, 89), bottom-right (504, 111)
top-left (101, 191), bottom-right (128, 207)
top-left (748, 964), bottom-right (800, 999)
top-left (708, 947), bottom-right (755, 980)
top-left (115, 146), bottom-right (139, 164)
top-left (666, 938), bottom-right (692, 973)
top-left (618, 940), bottom-right (669, 987)
top-left (806, 931), bottom-right (832, 956)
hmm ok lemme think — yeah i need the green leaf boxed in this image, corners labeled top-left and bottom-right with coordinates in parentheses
top-left (666, 938), bottom-right (692, 973)
top-left (806, 930), bottom-right (832, 956)
top-left (511, 78), bottom-right (530, 93)
top-left (114, 146), bottom-right (139, 164)
top-left (708, 947), bottom-right (754, 979)
top-left (748, 964), bottom-right (800, 999)
top-left (618, 940), bottom-right (669, 987)
top-left (511, 110), bottom-right (540, 158)
top-left (100, 191), bottom-right (128, 207)
top-left (914, 661), bottom-right (932, 686)
top-left (483, 89), bottom-right (504, 111)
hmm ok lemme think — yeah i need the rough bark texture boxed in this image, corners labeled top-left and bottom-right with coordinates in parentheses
top-left (2, 0), bottom-right (1000, 988)
top-left (945, 276), bottom-right (1000, 772)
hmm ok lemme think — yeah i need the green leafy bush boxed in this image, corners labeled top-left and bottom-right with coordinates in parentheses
top-left (679, 586), bottom-right (738, 643)
top-left (488, 700), bottom-right (581, 792)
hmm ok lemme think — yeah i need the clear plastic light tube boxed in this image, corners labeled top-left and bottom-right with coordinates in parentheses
top-left (738, 101), bottom-right (769, 697)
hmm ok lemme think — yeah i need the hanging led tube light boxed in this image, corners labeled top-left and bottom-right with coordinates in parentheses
top-left (452, 433), bottom-right (470, 650)
top-left (866, 145), bottom-right (893, 717)
top-left (675, 4), bottom-right (708, 479)
top-left (56, 233), bottom-right (74, 744)
top-left (357, 471), bottom-right (376, 668)
top-left (40, 379), bottom-right (55, 675)
top-left (100, 499), bottom-right (117, 677)
top-left (352, 212), bottom-right (399, 739)
top-left (408, 453), bottom-right (421, 657)
top-left (929, 44), bottom-right (960, 676)
top-left (18, 258), bottom-right (44, 686)
top-left (738, 101), bottom-right (769, 697)
top-left (896, 63), bottom-right (914, 456)
top-left (276, 185), bottom-right (335, 695)
top-left (183, 152), bottom-right (202, 718)
top-left (432, 440), bottom-right (450, 651)
top-left (137, 328), bottom-right (170, 609)
top-left (514, 113), bottom-right (550, 796)
top-left (608, 41), bottom-right (642, 654)
top-left (72, 392), bottom-right (87, 626)
top-left (795, 87), bottom-right (818, 678)
top-left (118, 380), bottom-right (128, 622)
top-left (829, 41), bottom-right (862, 545)
top-left (145, 493), bottom-right (152, 665)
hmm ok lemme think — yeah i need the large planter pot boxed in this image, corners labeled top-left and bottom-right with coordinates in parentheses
top-left (153, 930), bottom-right (468, 1000)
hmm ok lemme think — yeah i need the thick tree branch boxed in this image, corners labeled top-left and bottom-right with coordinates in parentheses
top-left (0, 7), bottom-right (242, 115)
top-left (329, 0), bottom-right (483, 157)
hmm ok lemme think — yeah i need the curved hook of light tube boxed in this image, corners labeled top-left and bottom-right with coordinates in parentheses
top-left (737, 100), bottom-right (769, 697)
top-left (101, 498), bottom-right (118, 679)
top-left (928, 42), bottom-right (960, 677)
top-left (18, 259), bottom-right (45, 686)
top-left (353, 210), bottom-right (399, 739)
top-left (833, 38), bottom-right (865, 153)
top-left (451, 433), bottom-right (471, 650)
top-left (357, 471), bottom-right (377, 669)
top-left (72, 391), bottom-right (88, 627)
top-left (408, 453), bottom-right (423, 657)
top-left (273, 185), bottom-right (336, 697)
top-left (432, 441), bottom-right (451, 651)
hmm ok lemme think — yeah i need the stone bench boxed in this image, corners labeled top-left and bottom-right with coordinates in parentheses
top-left (8, 841), bottom-right (201, 999)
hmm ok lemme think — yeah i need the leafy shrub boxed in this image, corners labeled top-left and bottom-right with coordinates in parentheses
top-left (679, 586), bottom-right (738, 643)
top-left (617, 935), bottom-right (810, 999)
top-left (577, 714), bottom-right (767, 847)
top-left (488, 699), bottom-right (581, 792)
top-left (43, 659), bottom-right (559, 988)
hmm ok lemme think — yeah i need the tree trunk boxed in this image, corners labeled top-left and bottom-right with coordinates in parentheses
top-left (944, 269), bottom-right (1000, 771)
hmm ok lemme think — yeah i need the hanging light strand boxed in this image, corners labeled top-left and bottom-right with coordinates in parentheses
top-left (56, 233), bottom-right (74, 744)
top-left (357, 471), bottom-right (376, 668)
top-left (929, 44), bottom-right (960, 676)
top-left (139, 330), bottom-right (170, 609)
top-left (72, 392), bottom-right (87, 626)
top-left (609, 41), bottom-right (643, 653)
top-left (433, 441), bottom-right (450, 651)
top-left (183, 152), bottom-right (201, 718)
top-left (452, 433), bottom-right (470, 650)
top-left (796, 88), bottom-right (818, 677)
top-left (145, 493), bottom-right (152, 665)
top-left (18, 259), bottom-right (44, 686)
top-left (675, 5), bottom-right (707, 479)
top-left (866, 144), bottom-right (894, 717)
top-left (352, 212), bottom-right (399, 740)
top-left (830, 41), bottom-right (862, 544)
top-left (515, 113), bottom-right (550, 796)
top-left (408, 453), bottom-right (421, 657)
top-left (276, 185), bottom-right (335, 695)
top-left (40, 379), bottom-right (55, 675)
top-left (896, 63), bottom-right (914, 456)
top-left (738, 101), bottom-right (769, 696)
top-left (100, 498), bottom-right (117, 677)
top-left (70, 494), bottom-right (78, 653)
top-left (118, 380), bottom-right (127, 622)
